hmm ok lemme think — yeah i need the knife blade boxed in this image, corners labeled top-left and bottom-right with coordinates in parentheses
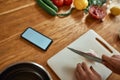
top-left (67, 47), bottom-right (102, 63)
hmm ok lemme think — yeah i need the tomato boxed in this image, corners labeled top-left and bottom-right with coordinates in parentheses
top-left (52, 0), bottom-right (64, 7)
top-left (89, 6), bottom-right (107, 20)
top-left (64, 0), bottom-right (73, 6)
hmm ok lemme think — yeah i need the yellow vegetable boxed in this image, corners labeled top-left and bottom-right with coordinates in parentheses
top-left (74, 0), bottom-right (88, 10)
top-left (110, 6), bottom-right (120, 16)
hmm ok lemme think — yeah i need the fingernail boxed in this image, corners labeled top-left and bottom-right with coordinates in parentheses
top-left (102, 55), bottom-right (106, 58)
top-left (102, 55), bottom-right (108, 60)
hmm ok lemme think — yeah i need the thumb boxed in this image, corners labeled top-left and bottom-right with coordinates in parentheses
top-left (102, 55), bottom-right (112, 66)
top-left (102, 55), bottom-right (114, 70)
top-left (102, 55), bottom-right (111, 62)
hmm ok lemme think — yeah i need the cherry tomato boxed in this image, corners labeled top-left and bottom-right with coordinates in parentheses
top-left (89, 6), bottom-right (107, 20)
top-left (52, 0), bottom-right (64, 7)
top-left (64, 0), bottom-right (73, 6)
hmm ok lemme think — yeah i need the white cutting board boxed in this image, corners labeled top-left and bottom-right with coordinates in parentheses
top-left (47, 30), bottom-right (119, 80)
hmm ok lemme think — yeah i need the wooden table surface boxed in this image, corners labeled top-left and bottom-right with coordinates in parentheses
top-left (0, 0), bottom-right (120, 80)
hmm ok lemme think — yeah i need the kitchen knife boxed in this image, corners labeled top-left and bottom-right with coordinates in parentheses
top-left (67, 47), bottom-right (102, 63)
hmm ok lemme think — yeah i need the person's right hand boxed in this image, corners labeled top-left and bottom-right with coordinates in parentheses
top-left (102, 55), bottom-right (120, 74)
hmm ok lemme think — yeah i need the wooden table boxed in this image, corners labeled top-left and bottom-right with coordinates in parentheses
top-left (0, 0), bottom-right (120, 80)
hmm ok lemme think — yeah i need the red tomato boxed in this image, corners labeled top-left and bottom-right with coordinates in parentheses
top-left (52, 0), bottom-right (64, 7)
top-left (89, 6), bottom-right (107, 20)
top-left (64, 0), bottom-right (73, 6)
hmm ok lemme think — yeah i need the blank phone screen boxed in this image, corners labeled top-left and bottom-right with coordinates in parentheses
top-left (21, 28), bottom-right (53, 50)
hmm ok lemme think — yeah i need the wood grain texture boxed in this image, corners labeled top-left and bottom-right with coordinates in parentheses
top-left (0, 0), bottom-right (120, 80)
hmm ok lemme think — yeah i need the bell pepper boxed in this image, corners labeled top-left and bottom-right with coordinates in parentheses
top-left (74, 0), bottom-right (88, 10)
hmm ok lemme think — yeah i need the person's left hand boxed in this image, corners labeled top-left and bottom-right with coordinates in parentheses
top-left (75, 62), bottom-right (102, 80)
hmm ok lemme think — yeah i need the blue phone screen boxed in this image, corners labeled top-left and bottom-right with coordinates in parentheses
top-left (21, 28), bottom-right (52, 50)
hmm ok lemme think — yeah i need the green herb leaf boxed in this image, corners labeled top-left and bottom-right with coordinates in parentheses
top-left (84, 0), bottom-right (106, 13)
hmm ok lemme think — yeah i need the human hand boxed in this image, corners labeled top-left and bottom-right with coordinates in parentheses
top-left (75, 62), bottom-right (102, 80)
top-left (102, 55), bottom-right (120, 74)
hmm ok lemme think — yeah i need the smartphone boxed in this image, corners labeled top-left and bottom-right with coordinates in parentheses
top-left (21, 27), bottom-right (53, 51)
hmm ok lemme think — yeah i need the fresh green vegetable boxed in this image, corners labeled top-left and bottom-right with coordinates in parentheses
top-left (88, 0), bottom-right (106, 6)
top-left (36, 0), bottom-right (58, 16)
top-left (42, 0), bottom-right (58, 12)
top-left (36, 0), bottom-right (74, 17)
top-left (57, 7), bottom-right (75, 17)
top-left (84, 0), bottom-right (106, 13)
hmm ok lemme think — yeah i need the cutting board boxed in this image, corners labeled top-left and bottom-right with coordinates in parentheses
top-left (47, 30), bottom-right (119, 80)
